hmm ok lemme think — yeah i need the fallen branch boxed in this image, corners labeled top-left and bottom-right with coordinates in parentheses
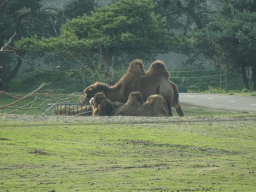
top-left (0, 91), bottom-right (21, 99)
top-left (0, 82), bottom-right (51, 110)
top-left (8, 96), bottom-right (38, 114)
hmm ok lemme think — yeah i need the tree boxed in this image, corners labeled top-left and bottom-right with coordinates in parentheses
top-left (0, 0), bottom-right (42, 91)
top-left (219, 0), bottom-right (256, 12)
top-left (154, 0), bottom-right (217, 30)
top-left (63, 0), bottom-right (95, 19)
top-left (190, 1), bottom-right (256, 90)
top-left (16, 0), bottom-right (183, 69)
top-left (152, 0), bottom-right (222, 68)
top-left (0, 0), bottom-right (98, 91)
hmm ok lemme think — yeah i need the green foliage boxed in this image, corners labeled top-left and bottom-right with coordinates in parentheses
top-left (9, 79), bottom-right (23, 92)
top-left (153, 0), bottom-right (214, 30)
top-left (190, 2), bottom-right (256, 70)
top-left (197, 86), bottom-right (226, 94)
top-left (226, 70), bottom-right (254, 90)
top-left (9, 65), bottom-right (253, 94)
top-left (188, 1), bottom-right (256, 90)
top-left (0, 0), bottom-right (43, 91)
top-left (241, 87), bottom-right (249, 93)
top-left (0, 0), bottom-right (42, 46)
top-left (9, 70), bottom-right (94, 93)
top-left (8, 65), bottom-right (128, 93)
top-left (111, 67), bottom-right (126, 84)
top-left (221, 0), bottom-right (256, 12)
top-left (16, 0), bottom-right (182, 62)
top-left (63, 0), bottom-right (95, 20)
top-left (170, 68), bottom-right (226, 92)
top-left (187, 83), bottom-right (256, 97)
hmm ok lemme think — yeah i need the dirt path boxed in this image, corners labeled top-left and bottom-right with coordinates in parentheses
top-left (1, 114), bottom-right (255, 124)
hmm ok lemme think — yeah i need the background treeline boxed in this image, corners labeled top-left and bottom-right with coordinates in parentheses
top-left (9, 66), bottom-right (254, 94)
top-left (1, 0), bottom-right (256, 93)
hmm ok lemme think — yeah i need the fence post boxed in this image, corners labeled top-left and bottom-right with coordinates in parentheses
top-left (220, 69), bottom-right (222, 88)
top-left (225, 69), bottom-right (228, 93)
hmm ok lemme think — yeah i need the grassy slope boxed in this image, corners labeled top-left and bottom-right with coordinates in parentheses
top-left (0, 120), bottom-right (256, 192)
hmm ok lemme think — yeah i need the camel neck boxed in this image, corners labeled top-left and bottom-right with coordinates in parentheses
top-left (105, 86), bottom-right (123, 103)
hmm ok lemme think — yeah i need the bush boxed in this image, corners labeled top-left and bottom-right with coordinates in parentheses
top-left (9, 70), bottom-right (95, 93)
top-left (9, 67), bottom-right (128, 94)
top-left (204, 86), bottom-right (226, 94)
top-left (241, 87), bottom-right (249, 93)
top-left (9, 79), bottom-right (23, 92)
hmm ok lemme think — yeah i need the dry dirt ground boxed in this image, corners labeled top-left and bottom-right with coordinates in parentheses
top-left (1, 114), bottom-right (256, 124)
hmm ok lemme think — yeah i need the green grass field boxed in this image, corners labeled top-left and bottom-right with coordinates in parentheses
top-left (0, 119), bottom-right (256, 192)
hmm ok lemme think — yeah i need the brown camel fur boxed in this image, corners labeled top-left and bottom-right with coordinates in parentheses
top-left (80, 59), bottom-right (146, 104)
top-left (80, 60), bottom-right (184, 116)
top-left (136, 60), bottom-right (184, 116)
top-left (91, 91), bottom-right (169, 117)
top-left (112, 91), bottom-right (169, 117)
top-left (91, 92), bottom-right (114, 116)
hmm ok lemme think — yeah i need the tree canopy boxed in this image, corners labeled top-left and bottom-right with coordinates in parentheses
top-left (16, 0), bottom-right (183, 65)
top-left (189, 1), bottom-right (256, 90)
top-left (0, 0), bottom-right (42, 91)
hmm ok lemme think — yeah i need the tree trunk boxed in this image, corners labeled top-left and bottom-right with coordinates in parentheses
top-left (0, 56), bottom-right (23, 91)
top-left (241, 64), bottom-right (249, 90)
top-left (113, 54), bottom-right (118, 68)
top-left (0, 12), bottom-right (26, 91)
top-left (187, 0), bottom-right (204, 30)
top-left (102, 47), bottom-right (113, 67)
top-left (101, 47), bottom-right (115, 83)
top-left (0, 65), bottom-right (4, 90)
top-left (176, 0), bottom-right (204, 30)
top-left (252, 65), bottom-right (256, 91)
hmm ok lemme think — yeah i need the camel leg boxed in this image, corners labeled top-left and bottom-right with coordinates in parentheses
top-left (175, 103), bottom-right (184, 117)
top-left (167, 102), bottom-right (173, 116)
top-left (169, 108), bottom-right (173, 116)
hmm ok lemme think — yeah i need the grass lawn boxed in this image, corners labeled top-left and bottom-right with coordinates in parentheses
top-left (188, 87), bottom-right (256, 97)
top-left (0, 119), bottom-right (256, 191)
top-left (201, 91), bottom-right (256, 97)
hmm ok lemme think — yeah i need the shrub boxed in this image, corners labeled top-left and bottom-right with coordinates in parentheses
top-left (9, 70), bottom-right (93, 93)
